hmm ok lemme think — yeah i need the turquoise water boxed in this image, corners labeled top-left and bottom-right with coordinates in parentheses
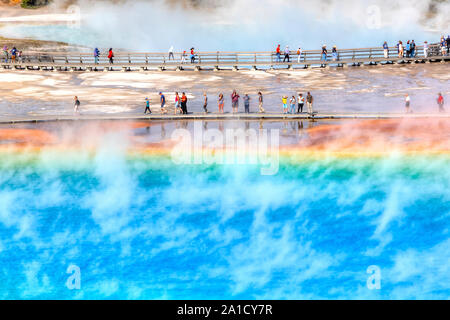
top-left (0, 148), bottom-right (449, 299)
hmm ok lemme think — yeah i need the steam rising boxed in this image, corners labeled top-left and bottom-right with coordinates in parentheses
top-left (0, 120), bottom-right (449, 299)
top-left (2, 0), bottom-right (449, 50)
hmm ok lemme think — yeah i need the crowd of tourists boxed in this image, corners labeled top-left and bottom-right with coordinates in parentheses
top-left (140, 91), bottom-right (272, 115)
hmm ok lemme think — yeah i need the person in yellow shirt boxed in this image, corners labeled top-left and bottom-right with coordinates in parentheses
top-left (282, 96), bottom-right (288, 114)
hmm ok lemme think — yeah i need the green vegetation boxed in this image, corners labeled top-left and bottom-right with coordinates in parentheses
top-left (20, 0), bottom-right (50, 9)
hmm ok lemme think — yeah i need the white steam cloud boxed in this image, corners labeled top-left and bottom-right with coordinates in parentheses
top-left (2, 0), bottom-right (448, 51)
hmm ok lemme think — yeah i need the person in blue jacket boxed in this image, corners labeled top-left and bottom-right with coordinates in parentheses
top-left (94, 48), bottom-right (100, 64)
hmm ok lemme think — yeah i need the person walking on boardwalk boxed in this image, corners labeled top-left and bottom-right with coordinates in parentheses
top-left (289, 96), bottom-right (296, 114)
top-left (446, 36), bottom-right (450, 56)
top-left (94, 48), bottom-right (100, 64)
top-left (306, 92), bottom-right (314, 114)
top-left (258, 92), bottom-right (265, 113)
top-left (181, 51), bottom-right (187, 64)
top-left (73, 96), bottom-right (81, 113)
top-left (297, 93), bottom-right (304, 113)
top-left (3, 45), bottom-right (8, 63)
top-left (423, 41), bottom-right (429, 58)
top-left (441, 37), bottom-right (446, 56)
top-left (174, 92), bottom-right (181, 114)
top-left (168, 46), bottom-right (174, 60)
top-left (108, 48), bottom-right (114, 64)
top-left (282, 96), bottom-right (288, 114)
top-left (231, 90), bottom-right (240, 113)
top-left (203, 92), bottom-right (208, 113)
top-left (218, 93), bottom-right (224, 113)
top-left (406, 40), bottom-right (411, 58)
top-left (190, 48), bottom-right (195, 63)
top-left (332, 45), bottom-right (338, 61)
top-left (321, 45), bottom-right (328, 61)
top-left (437, 93), bottom-right (445, 113)
top-left (398, 41), bottom-right (404, 58)
top-left (10, 47), bottom-right (17, 63)
top-left (244, 94), bottom-right (250, 113)
top-left (411, 40), bottom-right (416, 57)
top-left (383, 41), bottom-right (389, 58)
top-left (405, 94), bottom-right (411, 113)
top-left (283, 46), bottom-right (290, 62)
top-left (159, 92), bottom-right (167, 114)
top-left (276, 44), bottom-right (281, 62)
top-left (297, 47), bottom-right (302, 63)
top-left (144, 97), bottom-right (152, 114)
top-left (181, 92), bottom-right (188, 114)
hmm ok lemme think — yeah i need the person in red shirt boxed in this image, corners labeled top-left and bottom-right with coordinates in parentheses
top-left (437, 93), bottom-right (445, 113)
top-left (108, 48), bottom-right (114, 64)
top-left (181, 92), bottom-right (188, 114)
top-left (276, 44), bottom-right (281, 62)
top-left (190, 48), bottom-right (195, 63)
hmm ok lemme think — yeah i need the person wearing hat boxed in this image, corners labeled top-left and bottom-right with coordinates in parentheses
top-left (144, 97), bottom-right (151, 114)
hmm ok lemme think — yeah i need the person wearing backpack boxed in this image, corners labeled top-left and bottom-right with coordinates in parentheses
top-left (297, 47), bottom-right (302, 63)
top-left (10, 47), bottom-right (17, 63)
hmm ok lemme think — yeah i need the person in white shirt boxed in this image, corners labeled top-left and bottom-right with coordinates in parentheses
top-left (168, 46), bottom-right (174, 60)
top-left (297, 47), bottom-right (302, 63)
top-left (283, 46), bottom-right (290, 62)
top-left (423, 41), bottom-right (429, 58)
top-left (405, 94), bottom-right (411, 113)
top-left (297, 93), bottom-right (305, 113)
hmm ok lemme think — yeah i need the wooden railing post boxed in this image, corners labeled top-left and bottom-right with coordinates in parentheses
top-left (216, 51), bottom-right (219, 64)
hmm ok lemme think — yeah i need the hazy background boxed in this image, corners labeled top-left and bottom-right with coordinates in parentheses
top-left (0, 0), bottom-right (449, 51)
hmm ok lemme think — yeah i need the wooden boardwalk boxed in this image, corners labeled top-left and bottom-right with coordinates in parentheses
top-left (1, 113), bottom-right (449, 124)
top-left (1, 45), bottom-right (449, 72)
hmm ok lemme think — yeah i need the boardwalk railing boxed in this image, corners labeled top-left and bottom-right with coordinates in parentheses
top-left (1, 44), bottom-right (448, 71)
